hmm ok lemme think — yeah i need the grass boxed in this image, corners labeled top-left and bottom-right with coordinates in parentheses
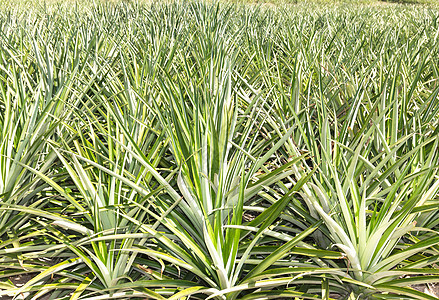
top-left (0, 0), bottom-right (439, 299)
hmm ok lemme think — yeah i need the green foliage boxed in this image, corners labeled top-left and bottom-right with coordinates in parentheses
top-left (0, 1), bottom-right (438, 299)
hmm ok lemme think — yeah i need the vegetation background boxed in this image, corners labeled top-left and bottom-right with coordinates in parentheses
top-left (0, 0), bottom-right (438, 299)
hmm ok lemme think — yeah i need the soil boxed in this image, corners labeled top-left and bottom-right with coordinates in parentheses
top-left (0, 274), bottom-right (50, 300)
top-left (412, 283), bottom-right (439, 297)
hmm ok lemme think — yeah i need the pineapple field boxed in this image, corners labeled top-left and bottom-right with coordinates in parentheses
top-left (1, 0), bottom-right (439, 299)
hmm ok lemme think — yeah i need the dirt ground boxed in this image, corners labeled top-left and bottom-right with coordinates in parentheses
top-left (412, 283), bottom-right (439, 297)
top-left (1, 274), bottom-right (49, 300)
